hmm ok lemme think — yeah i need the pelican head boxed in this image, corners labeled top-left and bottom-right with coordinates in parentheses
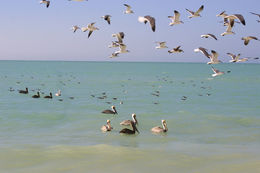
top-left (111, 105), bottom-right (118, 114)
top-left (132, 113), bottom-right (138, 125)
top-left (162, 120), bottom-right (168, 132)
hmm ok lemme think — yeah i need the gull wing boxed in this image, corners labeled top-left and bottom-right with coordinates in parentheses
top-left (88, 31), bottom-right (93, 38)
top-left (227, 53), bottom-right (236, 60)
top-left (124, 4), bottom-right (131, 11)
top-left (194, 47), bottom-right (210, 58)
top-left (185, 8), bottom-right (194, 15)
top-left (174, 10), bottom-right (181, 22)
top-left (195, 5), bottom-right (204, 15)
top-left (144, 15), bottom-right (156, 32)
top-left (207, 34), bottom-right (218, 40)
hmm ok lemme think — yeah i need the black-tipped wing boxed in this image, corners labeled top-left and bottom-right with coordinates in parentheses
top-left (144, 15), bottom-right (156, 32)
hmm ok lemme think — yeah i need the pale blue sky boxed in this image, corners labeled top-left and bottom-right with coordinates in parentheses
top-left (0, 0), bottom-right (259, 62)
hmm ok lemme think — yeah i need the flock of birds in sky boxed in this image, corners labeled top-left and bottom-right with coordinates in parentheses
top-left (32, 0), bottom-right (260, 134)
top-left (39, 0), bottom-right (260, 77)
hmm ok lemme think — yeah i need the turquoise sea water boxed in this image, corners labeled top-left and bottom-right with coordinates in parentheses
top-left (0, 61), bottom-right (260, 173)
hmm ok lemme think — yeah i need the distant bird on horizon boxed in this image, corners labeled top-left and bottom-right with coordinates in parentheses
top-left (186, 5), bottom-right (204, 18)
top-left (81, 22), bottom-right (99, 38)
top-left (123, 4), bottom-right (134, 14)
top-left (168, 10), bottom-right (184, 26)
top-left (40, 0), bottom-right (50, 8)
top-left (112, 32), bottom-right (125, 43)
top-left (101, 15), bottom-right (111, 25)
top-left (72, 25), bottom-right (80, 33)
top-left (250, 12), bottom-right (260, 22)
top-left (211, 66), bottom-right (224, 77)
top-left (138, 15), bottom-right (156, 32)
top-left (201, 33), bottom-right (218, 40)
top-left (155, 42), bottom-right (168, 49)
top-left (241, 36), bottom-right (259, 45)
top-left (168, 46), bottom-right (184, 53)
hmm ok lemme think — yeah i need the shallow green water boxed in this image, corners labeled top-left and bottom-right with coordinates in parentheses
top-left (0, 61), bottom-right (259, 172)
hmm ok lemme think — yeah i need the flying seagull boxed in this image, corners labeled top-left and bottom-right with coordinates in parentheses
top-left (201, 34), bottom-right (218, 40)
top-left (72, 25), bottom-right (80, 33)
top-left (168, 10), bottom-right (184, 26)
top-left (211, 66), bottom-right (224, 77)
top-left (124, 4), bottom-right (134, 14)
top-left (81, 22), bottom-right (99, 38)
top-left (115, 43), bottom-right (130, 54)
top-left (208, 50), bottom-right (222, 64)
top-left (168, 46), bottom-right (184, 53)
top-left (40, 0), bottom-right (50, 8)
top-left (112, 32), bottom-right (125, 43)
top-left (250, 12), bottom-right (260, 22)
top-left (108, 41), bottom-right (120, 48)
top-left (109, 52), bottom-right (120, 58)
top-left (155, 42), bottom-right (168, 49)
top-left (216, 11), bottom-right (229, 26)
top-left (241, 36), bottom-right (259, 45)
top-left (101, 15), bottom-right (111, 25)
top-left (186, 5), bottom-right (204, 18)
top-left (227, 53), bottom-right (248, 62)
top-left (221, 19), bottom-right (235, 36)
top-left (194, 47), bottom-right (210, 58)
top-left (224, 14), bottom-right (246, 25)
top-left (138, 15), bottom-right (156, 32)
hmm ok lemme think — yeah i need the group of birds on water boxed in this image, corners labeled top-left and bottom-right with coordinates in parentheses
top-left (39, 1), bottom-right (259, 77)
top-left (101, 107), bottom-right (167, 134)
top-left (17, 87), bottom-right (61, 99)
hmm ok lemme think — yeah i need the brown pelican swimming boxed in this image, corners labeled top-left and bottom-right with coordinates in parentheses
top-left (102, 106), bottom-right (118, 114)
top-left (19, 88), bottom-right (28, 94)
top-left (101, 15), bottom-right (111, 25)
top-left (40, 0), bottom-right (50, 8)
top-left (120, 113), bottom-right (138, 126)
top-left (101, 119), bottom-right (113, 132)
top-left (119, 120), bottom-right (139, 134)
top-left (138, 15), bottom-right (156, 32)
top-left (81, 22), bottom-right (99, 38)
top-left (44, 92), bottom-right (52, 99)
top-left (32, 92), bottom-right (40, 98)
top-left (168, 10), bottom-right (184, 26)
top-left (151, 120), bottom-right (168, 133)
top-left (186, 5), bottom-right (204, 18)
top-left (168, 46), bottom-right (184, 53)
top-left (211, 66), bottom-right (224, 77)
top-left (201, 34), bottom-right (218, 40)
top-left (123, 4), bottom-right (134, 14)
top-left (241, 36), bottom-right (259, 45)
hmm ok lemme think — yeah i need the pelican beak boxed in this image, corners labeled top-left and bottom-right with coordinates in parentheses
top-left (136, 127), bottom-right (140, 133)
